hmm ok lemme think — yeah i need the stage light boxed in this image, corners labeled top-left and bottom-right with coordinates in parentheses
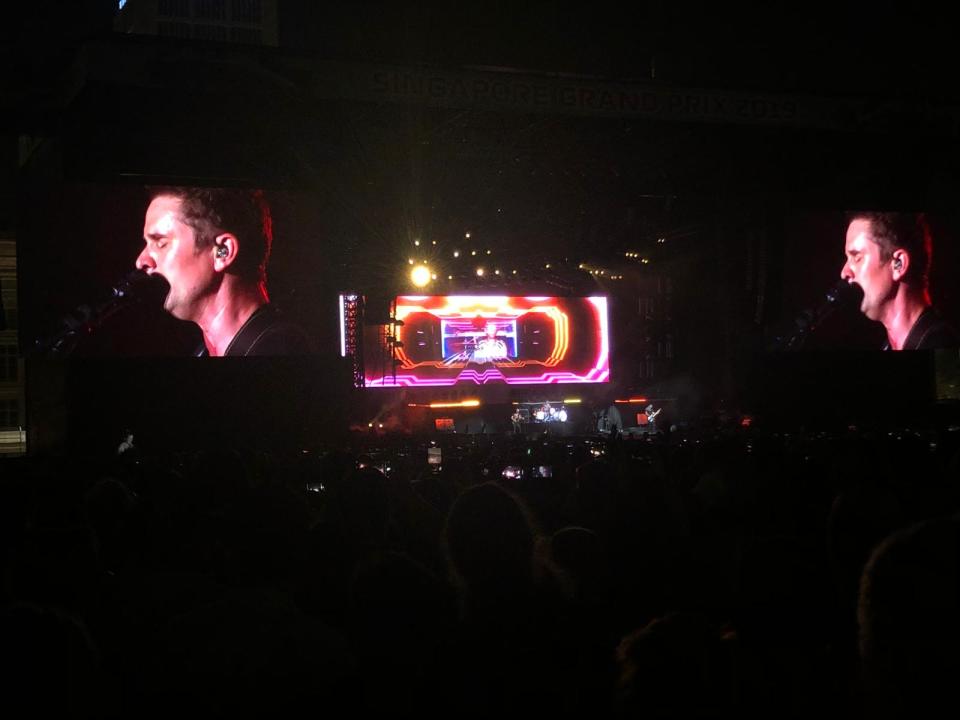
top-left (414, 239), bottom-right (420, 246)
top-left (476, 267), bottom-right (485, 276)
top-left (486, 249), bottom-right (491, 255)
top-left (410, 264), bottom-right (432, 287)
top-left (432, 240), bottom-right (437, 245)
top-left (465, 232), bottom-right (471, 238)
top-left (429, 399), bottom-right (481, 408)
top-left (471, 250), bottom-right (477, 256)
top-left (453, 251), bottom-right (460, 257)
top-left (408, 258), bottom-right (414, 264)
top-left (494, 269), bottom-right (500, 275)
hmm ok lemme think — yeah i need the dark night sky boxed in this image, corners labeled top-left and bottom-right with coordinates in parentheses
top-left (4, 1), bottom-right (953, 96)
top-left (279, 1), bottom-right (951, 96)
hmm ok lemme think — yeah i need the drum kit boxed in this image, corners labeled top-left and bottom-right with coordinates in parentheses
top-left (534, 406), bottom-right (568, 423)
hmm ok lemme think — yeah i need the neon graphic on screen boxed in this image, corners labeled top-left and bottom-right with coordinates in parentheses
top-left (365, 295), bottom-right (609, 386)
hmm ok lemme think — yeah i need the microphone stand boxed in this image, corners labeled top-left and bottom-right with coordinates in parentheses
top-left (34, 271), bottom-right (169, 356)
top-left (769, 280), bottom-right (858, 351)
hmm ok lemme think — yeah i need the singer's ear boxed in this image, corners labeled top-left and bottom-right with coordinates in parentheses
top-left (213, 233), bottom-right (238, 271)
top-left (891, 249), bottom-right (908, 280)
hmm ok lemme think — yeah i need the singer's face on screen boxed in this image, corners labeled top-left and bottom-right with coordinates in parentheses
top-left (841, 218), bottom-right (896, 322)
top-left (136, 195), bottom-right (217, 322)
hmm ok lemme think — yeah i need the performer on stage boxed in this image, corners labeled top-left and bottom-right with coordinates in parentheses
top-left (638, 403), bottom-right (661, 434)
top-left (596, 410), bottom-right (608, 433)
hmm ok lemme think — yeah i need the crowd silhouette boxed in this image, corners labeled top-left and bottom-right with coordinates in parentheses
top-left (3, 421), bottom-right (960, 717)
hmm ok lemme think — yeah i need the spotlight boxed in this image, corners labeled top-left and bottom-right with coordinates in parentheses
top-left (410, 264), bottom-right (432, 287)
top-left (476, 267), bottom-right (485, 277)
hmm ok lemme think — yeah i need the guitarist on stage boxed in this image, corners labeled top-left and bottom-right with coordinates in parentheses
top-left (639, 403), bottom-right (661, 434)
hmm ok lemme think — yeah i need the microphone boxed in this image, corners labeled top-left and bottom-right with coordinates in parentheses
top-left (34, 270), bottom-right (170, 356)
top-left (770, 279), bottom-right (859, 351)
top-left (823, 278), bottom-right (857, 308)
top-left (111, 269), bottom-right (170, 306)
top-left (812, 279), bottom-right (858, 326)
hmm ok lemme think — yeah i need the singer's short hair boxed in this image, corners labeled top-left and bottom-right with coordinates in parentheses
top-left (147, 186), bottom-right (273, 285)
top-left (848, 212), bottom-right (932, 288)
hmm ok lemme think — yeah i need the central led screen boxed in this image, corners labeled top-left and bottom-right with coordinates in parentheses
top-left (364, 295), bottom-right (610, 386)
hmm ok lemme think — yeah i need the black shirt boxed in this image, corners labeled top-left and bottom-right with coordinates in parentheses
top-left (884, 307), bottom-right (960, 350)
top-left (195, 304), bottom-right (313, 357)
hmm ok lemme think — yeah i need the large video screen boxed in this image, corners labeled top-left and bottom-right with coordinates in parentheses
top-left (19, 182), bottom-right (341, 358)
top-left (362, 295), bottom-right (610, 386)
top-left (770, 210), bottom-right (960, 352)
